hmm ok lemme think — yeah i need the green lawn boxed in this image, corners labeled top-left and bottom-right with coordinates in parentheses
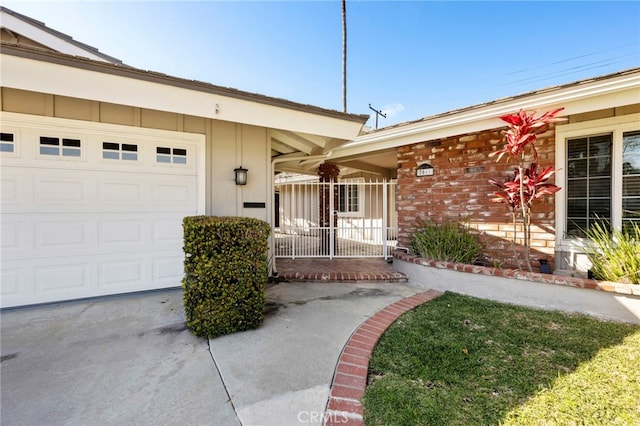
top-left (362, 292), bottom-right (640, 425)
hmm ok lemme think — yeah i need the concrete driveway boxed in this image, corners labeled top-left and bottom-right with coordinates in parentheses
top-left (1, 282), bottom-right (421, 426)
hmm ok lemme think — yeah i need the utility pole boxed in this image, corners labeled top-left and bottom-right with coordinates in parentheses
top-left (341, 0), bottom-right (347, 112)
top-left (369, 104), bottom-right (387, 129)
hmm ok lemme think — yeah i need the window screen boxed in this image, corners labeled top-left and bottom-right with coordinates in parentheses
top-left (566, 134), bottom-right (612, 236)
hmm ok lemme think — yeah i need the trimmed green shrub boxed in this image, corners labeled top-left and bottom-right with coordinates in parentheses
top-left (182, 216), bottom-right (271, 338)
top-left (583, 220), bottom-right (640, 284)
top-left (410, 219), bottom-right (482, 264)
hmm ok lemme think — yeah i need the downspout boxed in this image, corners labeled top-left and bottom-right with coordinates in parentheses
top-left (270, 152), bottom-right (333, 276)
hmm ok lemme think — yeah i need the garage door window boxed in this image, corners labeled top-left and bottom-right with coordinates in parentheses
top-left (40, 137), bottom-right (81, 157)
top-left (156, 147), bottom-right (187, 164)
top-left (0, 132), bottom-right (15, 153)
top-left (103, 142), bottom-right (138, 161)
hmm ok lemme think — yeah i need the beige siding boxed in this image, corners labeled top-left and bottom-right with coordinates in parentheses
top-left (55, 95), bottom-right (95, 121)
top-left (140, 109), bottom-right (180, 131)
top-left (568, 105), bottom-right (640, 123)
top-left (99, 102), bottom-right (136, 126)
top-left (2, 88), bottom-right (49, 115)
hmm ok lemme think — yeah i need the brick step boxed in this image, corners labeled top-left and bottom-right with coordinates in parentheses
top-left (279, 270), bottom-right (408, 283)
top-left (274, 258), bottom-right (407, 283)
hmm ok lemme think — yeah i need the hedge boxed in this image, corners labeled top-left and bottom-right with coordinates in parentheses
top-left (182, 216), bottom-right (271, 338)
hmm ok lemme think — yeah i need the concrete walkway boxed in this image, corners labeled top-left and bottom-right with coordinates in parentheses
top-left (1, 282), bottom-right (425, 426)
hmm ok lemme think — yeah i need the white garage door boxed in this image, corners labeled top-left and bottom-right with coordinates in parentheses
top-left (1, 113), bottom-right (205, 308)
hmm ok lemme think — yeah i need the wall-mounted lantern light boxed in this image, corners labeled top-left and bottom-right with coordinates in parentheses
top-left (234, 166), bottom-right (248, 185)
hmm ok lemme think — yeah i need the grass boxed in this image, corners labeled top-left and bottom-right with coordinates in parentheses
top-left (362, 292), bottom-right (640, 425)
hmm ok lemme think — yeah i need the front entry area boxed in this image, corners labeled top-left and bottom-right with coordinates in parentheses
top-left (273, 180), bottom-right (397, 259)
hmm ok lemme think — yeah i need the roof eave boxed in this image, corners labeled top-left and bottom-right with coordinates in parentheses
top-left (333, 68), bottom-right (640, 158)
top-left (0, 43), bottom-right (369, 126)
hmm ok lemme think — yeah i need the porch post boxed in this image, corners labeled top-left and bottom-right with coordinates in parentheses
top-left (383, 179), bottom-right (388, 259)
top-left (318, 163), bottom-right (340, 257)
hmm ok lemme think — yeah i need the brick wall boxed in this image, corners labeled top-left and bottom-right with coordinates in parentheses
top-left (396, 126), bottom-right (557, 270)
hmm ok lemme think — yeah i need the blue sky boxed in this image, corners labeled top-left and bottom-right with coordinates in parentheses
top-left (5, 1), bottom-right (640, 128)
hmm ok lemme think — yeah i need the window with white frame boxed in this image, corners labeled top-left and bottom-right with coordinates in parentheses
top-left (338, 178), bottom-right (364, 215)
top-left (1, 132), bottom-right (15, 153)
top-left (39, 136), bottom-right (81, 157)
top-left (556, 113), bottom-right (640, 242)
top-left (622, 130), bottom-right (640, 231)
top-left (103, 142), bottom-right (138, 161)
top-left (156, 146), bottom-right (187, 164)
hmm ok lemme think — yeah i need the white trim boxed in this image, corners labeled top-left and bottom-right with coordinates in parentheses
top-left (337, 178), bottom-right (365, 217)
top-left (554, 113), bottom-right (640, 252)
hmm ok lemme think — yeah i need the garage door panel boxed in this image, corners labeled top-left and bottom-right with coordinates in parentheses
top-left (2, 252), bottom-right (183, 306)
top-left (1, 176), bottom-right (20, 203)
top-left (36, 220), bottom-right (91, 248)
top-left (1, 221), bottom-right (22, 250)
top-left (0, 267), bottom-right (23, 299)
top-left (152, 256), bottom-right (184, 282)
top-left (3, 213), bottom-right (187, 260)
top-left (151, 178), bottom-right (198, 210)
top-left (98, 259), bottom-right (145, 288)
top-left (0, 115), bottom-right (203, 307)
top-left (3, 170), bottom-right (198, 214)
top-left (35, 177), bottom-right (88, 204)
top-left (36, 262), bottom-right (90, 293)
top-left (152, 219), bottom-right (184, 245)
top-left (98, 180), bottom-right (144, 205)
top-left (98, 220), bottom-right (145, 246)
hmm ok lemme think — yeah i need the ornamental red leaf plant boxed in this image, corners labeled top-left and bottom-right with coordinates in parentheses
top-left (490, 108), bottom-right (565, 271)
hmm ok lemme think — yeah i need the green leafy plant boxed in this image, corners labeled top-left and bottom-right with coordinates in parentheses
top-left (410, 219), bottom-right (482, 264)
top-left (182, 216), bottom-right (271, 338)
top-left (583, 220), bottom-right (640, 284)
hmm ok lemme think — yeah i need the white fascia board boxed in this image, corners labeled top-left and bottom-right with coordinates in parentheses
top-left (333, 72), bottom-right (640, 159)
top-left (0, 54), bottom-right (364, 140)
top-left (1, 12), bottom-right (111, 63)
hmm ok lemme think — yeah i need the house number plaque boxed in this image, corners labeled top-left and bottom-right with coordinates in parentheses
top-left (416, 163), bottom-right (434, 177)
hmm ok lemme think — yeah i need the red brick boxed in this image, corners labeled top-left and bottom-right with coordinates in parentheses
top-left (331, 384), bottom-right (365, 400)
top-left (346, 339), bottom-right (376, 352)
top-left (381, 305), bottom-right (408, 317)
top-left (327, 397), bottom-right (363, 414)
top-left (326, 416), bottom-right (363, 426)
top-left (336, 362), bottom-right (368, 377)
top-left (352, 328), bottom-right (379, 341)
top-left (333, 373), bottom-right (367, 389)
top-left (342, 345), bottom-right (371, 358)
top-left (371, 310), bottom-right (399, 323)
top-left (339, 353), bottom-right (369, 367)
top-left (365, 318), bottom-right (393, 332)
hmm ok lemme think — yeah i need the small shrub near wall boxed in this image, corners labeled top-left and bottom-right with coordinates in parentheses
top-left (410, 219), bottom-right (482, 264)
top-left (182, 216), bottom-right (271, 338)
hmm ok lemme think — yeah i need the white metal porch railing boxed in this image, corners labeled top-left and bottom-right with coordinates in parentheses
top-left (274, 180), bottom-right (397, 258)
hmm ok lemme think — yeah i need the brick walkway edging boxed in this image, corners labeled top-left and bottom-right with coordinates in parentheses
top-left (323, 290), bottom-right (443, 426)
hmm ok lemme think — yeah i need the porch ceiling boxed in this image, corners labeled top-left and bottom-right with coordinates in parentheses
top-left (271, 130), bottom-right (397, 178)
